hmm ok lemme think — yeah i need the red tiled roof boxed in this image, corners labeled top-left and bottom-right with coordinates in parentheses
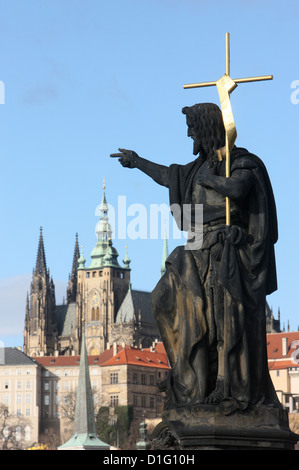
top-left (267, 331), bottom-right (299, 370)
top-left (100, 347), bottom-right (170, 369)
top-left (268, 360), bottom-right (294, 371)
top-left (32, 343), bottom-right (169, 370)
top-left (32, 344), bottom-right (124, 367)
top-left (267, 331), bottom-right (299, 359)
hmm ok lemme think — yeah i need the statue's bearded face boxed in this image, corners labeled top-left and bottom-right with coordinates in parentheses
top-left (186, 115), bottom-right (202, 156)
top-left (183, 104), bottom-right (225, 161)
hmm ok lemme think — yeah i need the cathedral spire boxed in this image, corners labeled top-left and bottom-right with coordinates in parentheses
top-left (89, 179), bottom-right (120, 268)
top-left (67, 233), bottom-right (80, 304)
top-left (35, 227), bottom-right (47, 276)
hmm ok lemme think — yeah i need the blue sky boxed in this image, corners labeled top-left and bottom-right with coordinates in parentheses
top-left (0, 0), bottom-right (299, 347)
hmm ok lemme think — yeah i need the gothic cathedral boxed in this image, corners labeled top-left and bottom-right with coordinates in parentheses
top-left (23, 183), bottom-right (161, 357)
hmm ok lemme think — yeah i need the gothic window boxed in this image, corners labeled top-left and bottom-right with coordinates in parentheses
top-left (91, 308), bottom-right (95, 321)
top-left (95, 307), bottom-right (100, 320)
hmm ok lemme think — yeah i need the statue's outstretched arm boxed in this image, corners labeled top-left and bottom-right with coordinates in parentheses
top-left (110, 148), bottom-right (169, 187)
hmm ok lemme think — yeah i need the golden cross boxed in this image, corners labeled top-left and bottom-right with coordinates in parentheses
top-left (184, 33), bottom-right (273, 226)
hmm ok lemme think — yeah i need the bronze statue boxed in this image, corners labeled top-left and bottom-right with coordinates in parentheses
top-left (110, 102), bottom-right (279, 412)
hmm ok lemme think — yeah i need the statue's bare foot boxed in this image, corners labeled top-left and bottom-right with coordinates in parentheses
top-left (203, 378), bottom-right (224, 405)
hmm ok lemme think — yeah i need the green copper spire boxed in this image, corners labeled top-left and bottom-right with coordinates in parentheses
top-left (123, 245), bottom-right (131, 269)
top-left (58, 325), bottom-right (109, 450)
top-left (78, 245), bottom-right (86, 270)
top-left (89, 180), bottom-right (120, 269)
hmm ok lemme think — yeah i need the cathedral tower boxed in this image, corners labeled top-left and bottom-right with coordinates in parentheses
top-left (76, 182), bottom-right (131, 355)
top-left (24, 228), bottom-right (57, 356)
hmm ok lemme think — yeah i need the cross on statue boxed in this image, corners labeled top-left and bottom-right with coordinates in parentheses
top-left (183, 33), bottom-right (273, 226)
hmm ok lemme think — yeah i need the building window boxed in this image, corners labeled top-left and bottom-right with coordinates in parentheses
top-left (133, 373), bottom-right (138, 384)
top-left (26, 409), bottom-right (30, 417)
top-left (133, 395), bottom-right (138, 406)
top-left (142, 396), bottom-right (146, 408)
top-left (141, 374), bottom-right (146, 385)
top-left (4, 381), bottom-right (9, 389)
top-left (16, 394), bottom-right (22, 404)
top-left (150, 375), bottom-right (154, 386)
top-left (16, 409), bottom-right (21, 417)
top-left (110, 395), bottom-right (119, 406)
top-left (150, 397), bottom-right (155, 409)
top-left (26, 394), bottom-right (31, 404)
top-left (110, 372), bottom-right (118, 384)
top-left (44, 395), bottom-right (49, 406)
top-left (17, 381), bottom-right (21, 389)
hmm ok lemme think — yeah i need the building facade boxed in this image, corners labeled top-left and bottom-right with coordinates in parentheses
top-left (23, 182), bottom-right (161, 358)
top-left (0, 348), bottom-right (41, 449)
top-left (33, 341), bottom-right (169, 446)
top-left (267, 331), bottom-right (299, 414)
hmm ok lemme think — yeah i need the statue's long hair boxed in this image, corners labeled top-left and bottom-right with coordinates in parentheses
top-left (182, 103), bottom-right (225, 164)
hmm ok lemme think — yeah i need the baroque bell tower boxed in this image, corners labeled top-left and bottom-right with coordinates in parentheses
top-left (75, 181), bottom-right (131, 355)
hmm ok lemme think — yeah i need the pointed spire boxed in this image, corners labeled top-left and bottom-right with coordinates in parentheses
top-left (89, 180), bottom-right (120, 269)
top-left (58, 325), bottom-right (110, 449)
top-left (67, 233), bottom-right (80, 303)
top-left (78, 245), bottom-right (86, 269)
top-left (72, 233), bottom-right (80, 276)
top-left (35, 227), bottom-right (47, 275)
top-left (160, 226), bottom-right (169, 277)
top-left (73, 326), bottom-right (96, 436)
top-left (123, 245), bottom-right (131, 269)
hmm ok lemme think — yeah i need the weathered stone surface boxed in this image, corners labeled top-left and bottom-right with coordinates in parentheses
top-left (151, 405), bottom-right (299, 450)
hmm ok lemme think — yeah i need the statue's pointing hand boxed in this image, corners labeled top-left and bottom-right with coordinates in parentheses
top-left (110, 148), bottom-right (138, 168)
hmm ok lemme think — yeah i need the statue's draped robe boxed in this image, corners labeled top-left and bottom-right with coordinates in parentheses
top-left (151, 147), bottom-right (279, 410)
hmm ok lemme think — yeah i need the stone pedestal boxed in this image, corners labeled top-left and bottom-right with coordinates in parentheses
top-left (151, 404), bottom-right (299, 450)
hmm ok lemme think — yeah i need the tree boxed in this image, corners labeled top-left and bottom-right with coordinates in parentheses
top-left (96, 405), bottom-right (134, 448)
top-left (0, 404), bottom-right (31, 450)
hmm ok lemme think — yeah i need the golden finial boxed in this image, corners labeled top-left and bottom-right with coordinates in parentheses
top-left (103, 178), bottom-right (106, 190)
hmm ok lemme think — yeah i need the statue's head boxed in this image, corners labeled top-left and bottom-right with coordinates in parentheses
top-left (182, 103), bottom-right (225, 160)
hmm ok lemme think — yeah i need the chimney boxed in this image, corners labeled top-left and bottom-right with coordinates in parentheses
top-left (113, 342), bottom-right (117, 356)
top-left (282, 337), bottom-right (288, 356)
